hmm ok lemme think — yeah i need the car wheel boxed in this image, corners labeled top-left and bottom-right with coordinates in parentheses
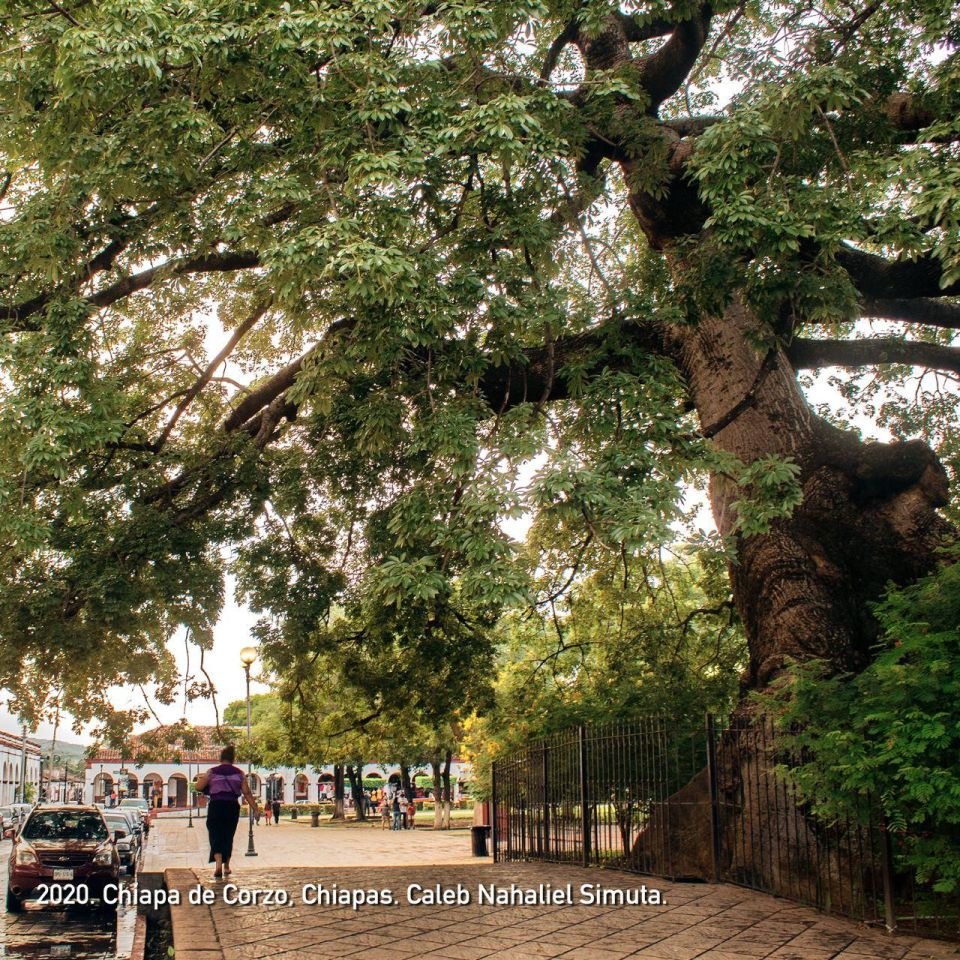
top-left (6, 889), bottom-right (24, 913)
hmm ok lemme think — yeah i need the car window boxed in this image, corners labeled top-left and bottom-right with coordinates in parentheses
top-left (22, 811), bottom-right (108, 842)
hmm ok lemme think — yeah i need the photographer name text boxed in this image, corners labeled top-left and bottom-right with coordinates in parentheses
top-left (108, 881), bottom-right (664, 911)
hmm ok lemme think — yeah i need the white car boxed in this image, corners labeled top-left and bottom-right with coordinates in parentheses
top-left (117, 798), bottom-right (150, 830)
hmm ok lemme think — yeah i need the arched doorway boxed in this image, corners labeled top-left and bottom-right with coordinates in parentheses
top-left (294, 773), bottom-right (309, 801)
top-left (125, 774), bottom-right (139, 799)
top-left (144, 773), bottom-right (163, 806)
top-left (248, 773), bottom-right (261, 796)
top-left (168, 773), bottom-right (188, 807)
top-left (93, 772), bottom-right (114, 804)
top-left (317, 772), bottom-right (334, 801)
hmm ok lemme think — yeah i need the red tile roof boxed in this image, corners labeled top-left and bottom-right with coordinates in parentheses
top-left (89, 724), bottom-right (235, 765)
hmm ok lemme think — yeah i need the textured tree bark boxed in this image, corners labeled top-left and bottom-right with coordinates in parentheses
top-left (432, 758), bottom-right (444, 830)
top-left (663, 296), bottom-right (950, 685)
top-left (346, 764), bottom-right (365, 820)
top-left (441, 751), bottom-right (453, 830)
top-left (332, 764), bottom-right (345, 820)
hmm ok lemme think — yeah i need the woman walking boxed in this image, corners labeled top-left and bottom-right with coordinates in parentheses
top-left (195, 745), bottom-right (259, 880)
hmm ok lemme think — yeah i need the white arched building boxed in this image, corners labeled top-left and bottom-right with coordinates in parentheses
top-left (0, 728), bottom-right (42, 805)
top-left (85, 725), bottom-right (469, 807)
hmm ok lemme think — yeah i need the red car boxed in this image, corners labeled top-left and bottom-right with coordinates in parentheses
top-left (7, 806), bottom-right (120, 912)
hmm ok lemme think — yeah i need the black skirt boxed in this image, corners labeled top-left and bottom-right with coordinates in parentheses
top-left (206, 798), bottom-right (241, 862)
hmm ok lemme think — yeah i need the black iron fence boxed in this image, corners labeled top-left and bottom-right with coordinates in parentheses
top-left (491, 715), bottom-right (959, 941)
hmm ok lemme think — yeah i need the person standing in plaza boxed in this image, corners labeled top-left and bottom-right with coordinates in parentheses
top-left (391, 791), bottom-right (402, 830)
top-left (195, 745), bottom-right (259, 880)
top-left (263, 800), bottom-right (273, 825)
top-left (406, 795), bottom-right (416, 830)
top-left (272, 796), bottom-right (281, 824)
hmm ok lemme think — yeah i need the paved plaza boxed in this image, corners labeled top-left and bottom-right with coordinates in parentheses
top-left (142, 815), bottom-right (477, 872)
top-left (144, 820), bottom-right (960, 960)
top-left (164, 862), bottom-right (959, 960)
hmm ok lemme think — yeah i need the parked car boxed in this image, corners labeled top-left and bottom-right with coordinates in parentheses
top-left (113, 808), bottom-right (144, 845)
top-left (118, 798), bottom-right (150, 831)
top-left (6, 806), bottom-right (120, 912)
top-left (0, 807), bottom-right (17, 839)
top-left (101, 812), bottom-right (138, 873)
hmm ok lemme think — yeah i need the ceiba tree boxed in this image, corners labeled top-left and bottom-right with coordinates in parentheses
top-left (0, 0), bottom-right (957, 729)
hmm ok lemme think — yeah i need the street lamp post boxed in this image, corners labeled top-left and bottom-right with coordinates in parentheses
top-left (187, 755), bottom-right (194, 828)
top-left (240, 645), bottom-right (258, 857)
top-left (183, 728), bottom-right (195, 829)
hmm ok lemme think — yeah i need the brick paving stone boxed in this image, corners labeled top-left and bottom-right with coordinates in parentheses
top-left (159, 859), bottom-right (960, 960)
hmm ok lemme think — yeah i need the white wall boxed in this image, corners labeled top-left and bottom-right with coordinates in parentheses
top-left (85, 760), bottom-right (470, 806)
top-left (0, 742), bottom-right (41, 805)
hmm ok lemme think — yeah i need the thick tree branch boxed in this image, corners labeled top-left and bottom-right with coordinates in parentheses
top-left (88, 250), bottom-right (262, 312)
top-left (541, 19), bottom-right (579, 80)
top-left (614, 10), bottom-right (677, 43)
top-left (154, 300), bottom-right (270, 450)
top-left (788, 336), bottom-right (960, 375)
top-left (861, 296), bottom-right (960, 330)
top-left (837, 246), bottom-right (960, 299)
top-left (638, 5), bottom-right (713, 110)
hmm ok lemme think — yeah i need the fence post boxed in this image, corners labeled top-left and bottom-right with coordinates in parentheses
top-left (542, 744), bottom-right (550, 858)
top-left (879, 819), bottom-right (897, 934)
top-left (705, 714), bottom-right (722, 883)
top-left (491, 761), bottom-right (498, 864)
top-left (579, 724), bottom-right (590, 867)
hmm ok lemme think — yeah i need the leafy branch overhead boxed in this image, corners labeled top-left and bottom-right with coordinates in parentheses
top-left (0, 0), bottom-right (957, 731)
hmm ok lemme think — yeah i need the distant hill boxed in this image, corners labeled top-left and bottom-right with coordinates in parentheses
top-left (35, 738), bottom-right (89, 762)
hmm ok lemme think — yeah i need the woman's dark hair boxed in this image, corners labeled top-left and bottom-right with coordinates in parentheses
top-left (220, 744), bottom-right (236, 764)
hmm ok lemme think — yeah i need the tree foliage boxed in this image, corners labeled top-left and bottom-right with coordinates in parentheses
top-left (0, 0), bottom-right (956, 741)
top-left (766, 548), bottom-right (960, 892)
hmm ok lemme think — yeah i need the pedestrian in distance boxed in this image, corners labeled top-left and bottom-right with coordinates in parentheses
top-left (392, 792), bottom-right (402, 830)
top-left (380, 798), bottom-right (390, 829)
top-left (272, 797), bottom-right (281, 824)
top-left (263, 801), bottom-right (273, 826)
top-left (195, 744), bottom-right (259, 880)
top-left (407, 796), bottom-right (416, 830)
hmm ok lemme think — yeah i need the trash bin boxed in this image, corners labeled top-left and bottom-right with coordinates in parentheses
top-left (471, 824), bottom-right (491, 857)
top-left (291, 807), bottom-right (298, 820)
top-left (311, 810), bottom-right (319, 827)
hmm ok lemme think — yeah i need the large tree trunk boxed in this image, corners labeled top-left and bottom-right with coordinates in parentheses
top-left (346, 764), bottom-right (365, 820)
top-left (441, 750), bottom-right (453, 830)
top-left (332, 764), bottom-right (345, 820)
top-left (630, 295), bottom-right (950, 887)
top-left (432, 758), bottom-right (443, 830)
top-left (664, 296), bottom-right (950, 685)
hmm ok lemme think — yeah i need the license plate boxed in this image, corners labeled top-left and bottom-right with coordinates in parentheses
top-left (53, 868), bottom-right (74, 880)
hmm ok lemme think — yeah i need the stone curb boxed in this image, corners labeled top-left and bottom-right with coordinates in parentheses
top-left (128, 913), bottom-right (148, 960)
top-left (165, 868), bottom-right (224, 960)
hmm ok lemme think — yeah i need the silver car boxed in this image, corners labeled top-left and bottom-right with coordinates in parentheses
top-left (102, 812), bottom-right (139, 872)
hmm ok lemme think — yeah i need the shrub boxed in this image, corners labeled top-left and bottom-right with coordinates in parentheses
top-left (766, 549), bottom-right (960, 892)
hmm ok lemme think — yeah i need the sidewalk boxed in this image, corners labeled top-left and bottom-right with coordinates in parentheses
top-left (164, 863), bottom-right (959, 960)
top-left (142, 816), bottom-right (477, 872)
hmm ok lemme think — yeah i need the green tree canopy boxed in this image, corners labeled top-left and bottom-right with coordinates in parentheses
top-left (0, 0), bottom-right (956, 737)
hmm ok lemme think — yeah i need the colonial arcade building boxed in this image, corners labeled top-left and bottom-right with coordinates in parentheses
top-left (85, 725), bottom-right (467, 807)
top-left (0, 727), bottom-right (41, 805)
